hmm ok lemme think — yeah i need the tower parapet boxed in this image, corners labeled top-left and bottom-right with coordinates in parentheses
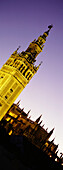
top-left (0, 25), bottom-right (53, 120)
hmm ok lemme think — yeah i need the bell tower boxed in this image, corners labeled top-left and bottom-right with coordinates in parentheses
top-left (0, 25), bottom-right (53, 120)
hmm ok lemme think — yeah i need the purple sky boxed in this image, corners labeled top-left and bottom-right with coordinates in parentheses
top-left (0, 0), bottom-right (63, 155)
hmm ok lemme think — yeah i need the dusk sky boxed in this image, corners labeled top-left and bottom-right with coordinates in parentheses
top-left (0, 0), bottom-right (63, 156)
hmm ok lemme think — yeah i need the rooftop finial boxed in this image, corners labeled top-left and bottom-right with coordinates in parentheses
top-left (44, 24), bottom-right (53, 36)
top-left (48, 24), bottom-right (53, 30)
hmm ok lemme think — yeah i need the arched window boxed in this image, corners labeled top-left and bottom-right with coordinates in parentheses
top-left (6, 59), bottom-right (12, 65)
top-left (27, 74), bottom-right (32, 80)
top-left (19, 64), bottom-right (23, 71)
top-left (23, 67), bottom-right (29, 76)
top-left (20, 66), bottom-right (25, 73)
top-left (14, 61), bottom-right (20, 68)
top-left (26, 72), bottom-right (30, 79)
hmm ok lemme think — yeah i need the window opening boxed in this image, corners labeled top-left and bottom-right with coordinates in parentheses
top-left (20, 66), bottom-right (25, 73)
top-left (10, 88), bottom-right (13, 93)
top-left (19, 64), bottom-right (23, 70)
top-left (1, 76), bottom-right (4, 78)
top-left (26, 72), bottom-right (30, 78)
top-left (0, 103), bottom-right (2, 107)
top-left (5, 96), bottom-right (7, 99)
top-left (23, 67), bottom-right (29, 76)
top-left (27, 74), bottom-right (32, 80)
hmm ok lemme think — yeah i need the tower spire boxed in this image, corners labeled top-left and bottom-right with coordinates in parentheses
top-left (25, 25), bottom-right (53, 64)
top-left (36, 24), bottom-right (53, 47)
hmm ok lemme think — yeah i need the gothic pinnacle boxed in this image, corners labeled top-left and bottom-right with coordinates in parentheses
top-left (27, 110), bottom-right (31, 117)
top-left (35, 114), bottom-right (42, 123)
top-left (47, 128), bottom-right (55, 139)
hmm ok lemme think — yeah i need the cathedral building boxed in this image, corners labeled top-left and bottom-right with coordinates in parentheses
top-left (0, 25), bottom-right (63, 169)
